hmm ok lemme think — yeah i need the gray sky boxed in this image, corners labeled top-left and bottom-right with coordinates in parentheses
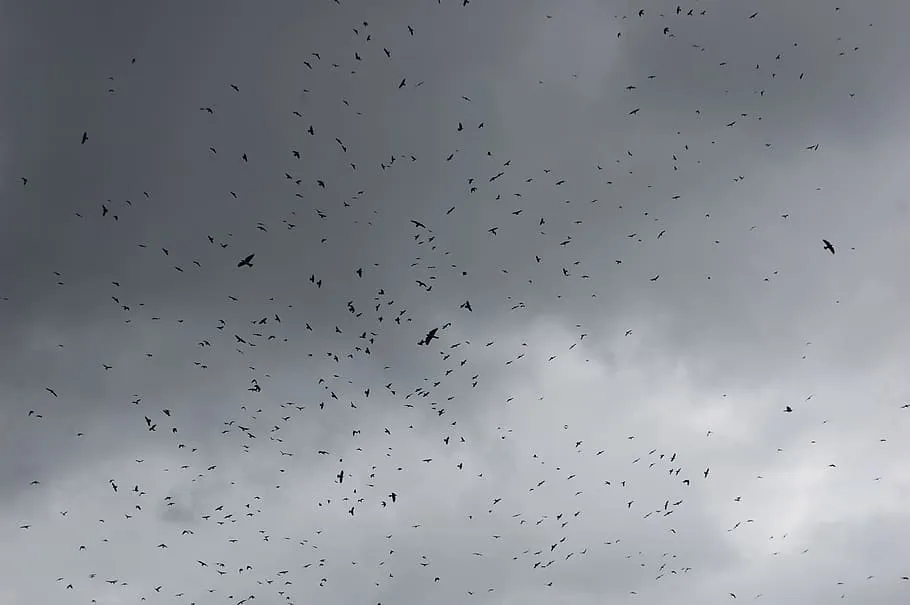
top-left (2, 1), bottom-right (910, 603)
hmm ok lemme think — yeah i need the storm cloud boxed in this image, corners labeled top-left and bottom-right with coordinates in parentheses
top-left (2, 1), bottom-right (910, 604)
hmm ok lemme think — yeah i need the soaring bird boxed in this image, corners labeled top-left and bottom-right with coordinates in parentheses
top-left (418, 328), bottom-right (439, 346)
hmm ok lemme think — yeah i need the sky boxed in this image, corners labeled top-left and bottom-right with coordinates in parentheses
top-left (2, 1), bottom-right (910, 604)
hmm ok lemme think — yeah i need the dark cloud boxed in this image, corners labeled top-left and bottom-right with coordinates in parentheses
top-left (2, 1), bottom-right (910, 605)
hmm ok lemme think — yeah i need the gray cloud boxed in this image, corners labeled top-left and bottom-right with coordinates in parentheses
top-left (2, 1), bottom-right (910, 604)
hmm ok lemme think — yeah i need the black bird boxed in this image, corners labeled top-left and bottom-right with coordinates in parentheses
top-left (81, 131), bottom-right (88, 144)
top-left (418, 328), bottom-right (439, 346)
top-left (822, 239), bottom-right (835, 255)
top-left (237, 254), bottom-right (255, 268)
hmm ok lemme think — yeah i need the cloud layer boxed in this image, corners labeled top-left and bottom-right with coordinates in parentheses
top-left (2, 1), bottom-right (909, 604)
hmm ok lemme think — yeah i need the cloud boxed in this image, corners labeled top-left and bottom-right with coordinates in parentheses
top-left (2, 1), bottom-right (910, 604)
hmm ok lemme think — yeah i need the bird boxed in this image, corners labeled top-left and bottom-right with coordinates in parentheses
top-left (237, 254), bottom-right (255, 267)
top-left (822, 239), bottom-right (835, 254)
top-left (418, 328), bottom-right (439, 346)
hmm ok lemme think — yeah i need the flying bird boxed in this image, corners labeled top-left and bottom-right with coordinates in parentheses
top-left (418, 328), bottom-right (439, 346)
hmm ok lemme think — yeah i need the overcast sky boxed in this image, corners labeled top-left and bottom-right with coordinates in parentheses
top-left (2, 1), bottom-right (910, 604)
